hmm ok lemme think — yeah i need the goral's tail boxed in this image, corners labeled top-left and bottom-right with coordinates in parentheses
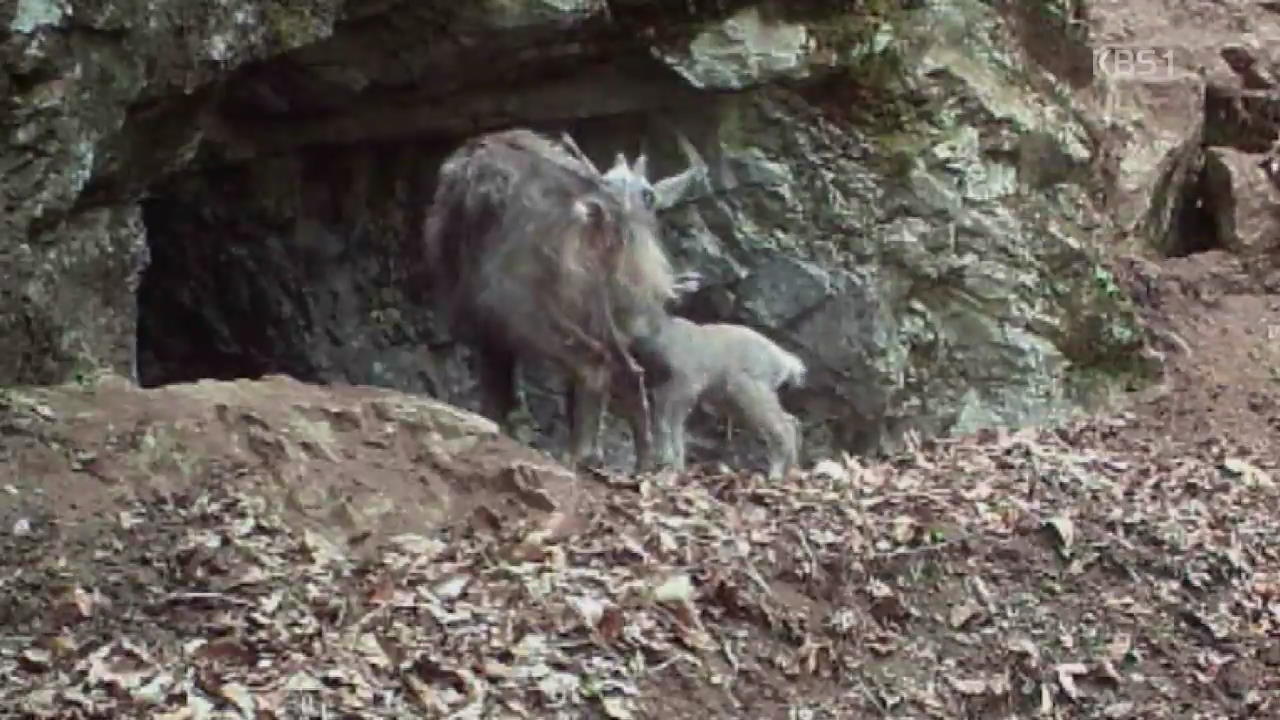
top-left (777, 347), bottom-right (807, 389)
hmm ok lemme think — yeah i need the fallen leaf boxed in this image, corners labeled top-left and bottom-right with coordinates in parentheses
top-left (949, 601), bottom-right (982, 629)
top-left (948, 676), bottom-right (988, 695)
top-left (48, 585), bottom-right (95, 627)
top-left (891, 515), bottom-right (916, 544)
top-left (18, 647), bottom-right (52, 672)
top-left (1037, 682), bottom-right (1053, 715)
top-left (150, 706), bottom-right (194, 720)
top-left (809, 458), bottom-right (849, 484)
top-left (1097, 659), bottom-right (1123, 684)
top-left (1056, 663), bottom-right (1089, 700)
top-left (132, 672), bottom-right (175, 705)
top-left (601, 696), bottom-right (635, 719)
top-left (390, 533), bottom-right (445, 557)
top-left (1045, 516), bottom-right (1075, 552)
top-left (1103, 701), bottom-right (1135, 718)
top-left (1006, 635), bottom-right (1040, 662)
top-left (433, 574), bottom-right (470, 600)
top-left (1221, 458), bottom-right (1274, 489)
top-left (569, 595), bottom-right (606, 628)
top-left (653, 574), bottom-right (694, 604)
top-left (597, 605), bottom-right (625, 642)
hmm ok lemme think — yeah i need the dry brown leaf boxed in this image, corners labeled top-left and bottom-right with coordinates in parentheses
top-left (891, 515), bottom-right (916, 544)
top-left (597, 605), bottom-right (625, 643)
top-left (1096, 659), bottom-right (1123, 684)
top-left (1055, 662), bottom-right (1089, 700)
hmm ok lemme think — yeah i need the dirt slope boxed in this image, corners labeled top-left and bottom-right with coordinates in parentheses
top-left (1, 250), bottom-right (1278, 719)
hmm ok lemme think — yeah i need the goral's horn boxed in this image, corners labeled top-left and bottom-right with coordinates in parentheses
top-left (560, 132), bottom-right (601, 177)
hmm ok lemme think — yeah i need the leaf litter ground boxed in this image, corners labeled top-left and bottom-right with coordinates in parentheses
top-left (1, 250), bottom-right (1278, 719)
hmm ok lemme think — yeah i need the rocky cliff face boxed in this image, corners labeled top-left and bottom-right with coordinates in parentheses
top-left (6, 0), bottom-right (1271, 468)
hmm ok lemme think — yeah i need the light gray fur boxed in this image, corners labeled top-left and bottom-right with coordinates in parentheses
top-left (611, 315), bottom-right (807, 481)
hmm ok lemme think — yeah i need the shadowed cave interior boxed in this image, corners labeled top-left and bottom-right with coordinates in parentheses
top-left (130, 111), bottom-right (734, 469)
top-left (1166, 160), bottom-right (1224, 258)
top-left (134, 113), bottom-right (671, 391)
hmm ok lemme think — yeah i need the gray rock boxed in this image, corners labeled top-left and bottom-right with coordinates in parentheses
top-left (654, 6), bottom-right (817, 91)
top-left (735, 255), bottom-right (833, 328)
top-left (1205, 147), bottom-right (1280, 262)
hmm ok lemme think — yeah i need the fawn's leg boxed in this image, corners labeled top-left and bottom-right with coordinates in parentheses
top-left (725, 375), bottom-right (797, 481)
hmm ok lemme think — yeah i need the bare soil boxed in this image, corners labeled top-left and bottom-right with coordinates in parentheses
top-left (1, 250), bottom-right (1278, 719)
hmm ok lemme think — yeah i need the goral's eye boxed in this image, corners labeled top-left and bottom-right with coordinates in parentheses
top-left (641, 188), bottom-right (656, 208)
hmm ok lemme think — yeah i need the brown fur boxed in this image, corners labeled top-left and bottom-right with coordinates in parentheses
top-left (422, 128), bottom-right (705, 467)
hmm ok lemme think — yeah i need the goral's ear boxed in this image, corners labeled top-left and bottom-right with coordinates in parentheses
top-left (572, 197), bottom-right (607, 228)
top-left (573, 197), bottom-right (623, 257)
top-left (652, 165), bottom-right (704, 210)
top-left (632, 153), bottom-right (648, 179)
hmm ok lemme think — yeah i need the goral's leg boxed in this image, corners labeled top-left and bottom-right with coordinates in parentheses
top-left (567, 367), bottom-right (610, 470)
top-left (653, 379), bottom-right (698, 473)
top-left (475, 342), bottom-right (519, 432)
top-left (726, 375), bottom-right (796, 481)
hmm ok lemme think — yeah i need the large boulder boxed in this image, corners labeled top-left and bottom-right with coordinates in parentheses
top-left (1204, 147), bottom-right (1280, 264)
top-left (1075, 0), bottom-right (1280, 266)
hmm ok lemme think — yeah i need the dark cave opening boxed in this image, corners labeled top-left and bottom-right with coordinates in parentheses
top-left (127, 9), bottom-right (721, 394)
top-left (132, 104), bottom-right (707, 393)
top-left (1164, 157), bottom-right (1223, 258)
top-left (135, 187), bottom-right (312, 389)
top-left (131, 143), bottom-right (436, 391)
